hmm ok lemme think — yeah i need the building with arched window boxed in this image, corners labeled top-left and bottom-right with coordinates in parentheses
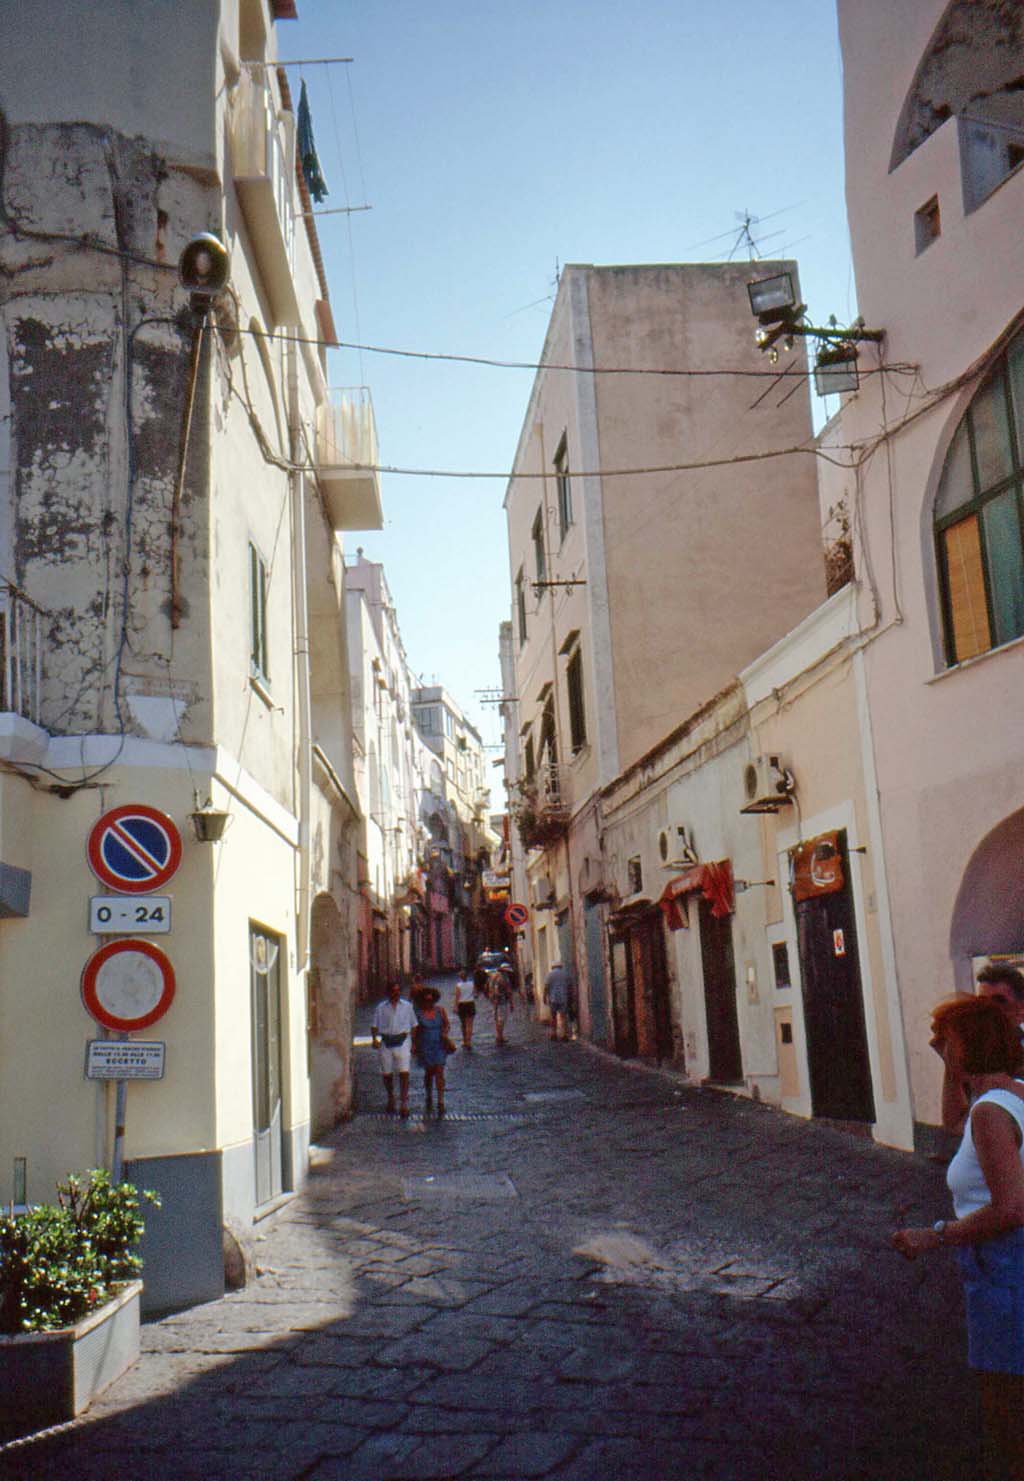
top-left (830, 0), bottom-right (1024, 1146)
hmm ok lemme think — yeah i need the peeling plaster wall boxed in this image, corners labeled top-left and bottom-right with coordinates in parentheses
top-left (0, 112), bottom-right (216, 738)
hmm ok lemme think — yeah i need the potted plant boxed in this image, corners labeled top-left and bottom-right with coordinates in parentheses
top-left (0, 1170), bottom-right (159, 1428)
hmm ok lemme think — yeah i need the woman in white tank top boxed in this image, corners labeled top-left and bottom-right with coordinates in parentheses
top-left (892, 995), bottom-right (1024, 1478)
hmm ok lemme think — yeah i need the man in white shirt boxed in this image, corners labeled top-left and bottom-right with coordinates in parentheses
top-left (371, 980), bottom-right (417, 1117)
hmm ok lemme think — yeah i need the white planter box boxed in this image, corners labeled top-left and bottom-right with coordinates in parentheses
top-left (0, 1279), bottom-right (142, 1427)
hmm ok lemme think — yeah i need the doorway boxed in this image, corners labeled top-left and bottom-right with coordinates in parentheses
top-left (250, 923), bottom-right (285, 1207)
top-left (584, 899), bottom-right (608, 1044)
top-left (698, 898), bottom-right (742, 1082)
top-left (795, 833), bottom-right (874, 1122)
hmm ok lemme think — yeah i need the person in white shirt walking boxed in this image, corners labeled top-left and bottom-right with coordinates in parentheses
top-left (452, 966), bottom-right (478, 1049)
top-left (371, 980), bottom-right (417, 1118)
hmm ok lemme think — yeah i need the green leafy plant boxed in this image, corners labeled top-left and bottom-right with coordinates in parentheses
top-left (508, 779), bottom-right (569, 852)
top-left (0, 1170), bottom-right (159, 1334)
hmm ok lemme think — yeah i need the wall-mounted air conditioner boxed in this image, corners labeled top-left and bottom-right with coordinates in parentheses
top-left (657, 824), bottom-right (699, 869)
top-left (532, 876), bottom-right (555, 908)
top-left (741, 755), bottom-right (795, 814)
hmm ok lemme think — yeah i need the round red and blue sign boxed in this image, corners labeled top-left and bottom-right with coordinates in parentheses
top-left (504, 902), bottom-right (529, 928)
top-left (87, 805), bottom-right (183, 895)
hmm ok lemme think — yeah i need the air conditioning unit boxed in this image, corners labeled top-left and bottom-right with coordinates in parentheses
top-left (741, 755), bottom-right (795, 814)
top-left (657, 824), bottom-right (699, 868)
top-left (532, 875), bottom-right (555, 908)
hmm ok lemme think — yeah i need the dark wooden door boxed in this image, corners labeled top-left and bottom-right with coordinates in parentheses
top-left (796, 841), bottom-right (874, 1121)
top-left (633, 913), bottom-right (673, 1060)
top-left (609, 935), bottom-right (636, 1056)
top-left (699, 899), bottom-right (742, 1082)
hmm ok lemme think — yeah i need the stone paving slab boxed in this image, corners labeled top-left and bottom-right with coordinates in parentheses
top-left (0, 985), bottom-right (980, 1479)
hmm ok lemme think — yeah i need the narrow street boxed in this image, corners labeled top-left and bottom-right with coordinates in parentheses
top-left (4, 985), bottom-right (977, 1480)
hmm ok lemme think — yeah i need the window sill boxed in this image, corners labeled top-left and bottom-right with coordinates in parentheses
top-left (250, 673), bottom-right (275, 709)
top-left (928, 628), bottom-right (1024, 684)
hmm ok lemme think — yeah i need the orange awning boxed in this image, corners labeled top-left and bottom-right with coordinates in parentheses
top-left (658, 860), bottom-right (734, 930)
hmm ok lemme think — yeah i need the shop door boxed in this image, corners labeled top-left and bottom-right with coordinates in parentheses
top-left (698, 899), bottom-right (742, 1082)
top-left (632, 913), bottom-right (674, 1060)
top-left (250, 925), bottom-right (284, 1207)
top-left (795, 839), bottom-right (874, 1122)
top-left (584, 900), bottom-right (608, 1044)
top-left (609, 935), bottom-right (636, 1056)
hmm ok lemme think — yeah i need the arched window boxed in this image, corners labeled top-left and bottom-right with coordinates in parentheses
top-left (935, 331), bottom-right (1024, 665)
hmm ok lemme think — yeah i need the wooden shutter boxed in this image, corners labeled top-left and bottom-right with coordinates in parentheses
top-left (943, 515), bottom-right (991, 661)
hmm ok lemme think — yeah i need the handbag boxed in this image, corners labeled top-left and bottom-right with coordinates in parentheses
top-left (442, 1034), bottom-right (457, 1055)
top-left (381, 1032), bottom-right (407, 1048)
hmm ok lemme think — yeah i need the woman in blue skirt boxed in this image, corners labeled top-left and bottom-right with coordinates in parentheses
top-left (893, 995), bottom-right (1024, 1478)
top-left (412, 985), bottom-right (453, 1118)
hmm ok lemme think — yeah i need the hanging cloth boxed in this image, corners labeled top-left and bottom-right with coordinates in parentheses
top-left (297, 79), bottom-right (329, 203)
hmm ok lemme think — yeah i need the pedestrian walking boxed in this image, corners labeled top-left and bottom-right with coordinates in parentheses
top-left (892, 995), bottom-right (1024, 1478)
top-left (453, 965), bottom-right (477, 1049)
top-left (488, 961), bottom-right (515, 1046)
top-left (544, 960), bottom-right (573, 1041)
top-left (412, 985), bottom-right (454, 1117)
top-left (370, 979), bottom-right (417, 1118)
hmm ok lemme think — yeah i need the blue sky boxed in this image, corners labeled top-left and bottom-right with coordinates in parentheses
top-left (287, 2), bottom-right (856, 749)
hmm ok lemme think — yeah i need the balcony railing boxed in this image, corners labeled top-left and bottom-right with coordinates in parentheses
top-left (0, 580), bottom-right (45, 725)
top-left (315, 387), bottom-right (383, 531)
top-left (230, 66), bottom-right (299, 326)
top-left (512, 761), bottom-right (571, 852)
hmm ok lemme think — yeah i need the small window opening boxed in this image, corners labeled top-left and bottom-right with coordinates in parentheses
top-left (914, 195), bottom-right (941, 254)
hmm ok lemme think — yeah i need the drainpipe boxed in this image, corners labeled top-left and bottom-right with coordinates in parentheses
top-left (288, 338), bottom-right (313, 977)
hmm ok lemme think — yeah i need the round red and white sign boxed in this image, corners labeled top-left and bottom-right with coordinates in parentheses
top-left (87, 804), bottom-right (182, 895)
top-left (505, 902), bottom-right (529, 928)
top-left (81, 939), bottom-right (176, 1032)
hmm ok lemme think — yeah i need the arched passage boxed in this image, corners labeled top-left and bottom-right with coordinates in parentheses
top-left (308, 892), bottom-right (353, 1136)
top-left (949, 807), bottom-right (1024, 989)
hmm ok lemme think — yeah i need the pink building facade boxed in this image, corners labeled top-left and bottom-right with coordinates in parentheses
top-left (835, 0), bottom-right (1024, 1140)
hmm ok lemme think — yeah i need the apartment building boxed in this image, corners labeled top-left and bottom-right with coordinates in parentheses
top-left (504, 262), bottom-right (825, 1023)
top-left (0, 0), bottom-right (380, 1308)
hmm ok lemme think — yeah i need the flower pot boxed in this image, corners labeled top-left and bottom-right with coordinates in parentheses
top-left (0, 1279), bottom-right (142, 1426)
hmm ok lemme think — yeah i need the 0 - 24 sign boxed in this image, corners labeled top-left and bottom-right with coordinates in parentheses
top-left (90, 896), bottom-right (171, 935)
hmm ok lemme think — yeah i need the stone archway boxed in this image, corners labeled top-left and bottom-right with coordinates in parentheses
top-left (949, 807), bottom-right (1024, 989)
top-left (309, 893), bottom-right (354, 1136)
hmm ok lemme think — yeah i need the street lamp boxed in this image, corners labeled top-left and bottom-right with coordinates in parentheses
top-left (746, 274), bottom-right (885, 397)
top-left (813, 345), bottom-right (861, 396)
top-left (747, 271), bottom-right (797, 322)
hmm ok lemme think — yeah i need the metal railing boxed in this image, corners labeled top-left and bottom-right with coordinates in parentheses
top-left (0, 579), bottom-right (45, 724)
top-left (538, 761), bottom-right (571, 815)
top-left (316, 387), bottom-right (379, 470)
top-left (230, 65), bottom-right (296, 267)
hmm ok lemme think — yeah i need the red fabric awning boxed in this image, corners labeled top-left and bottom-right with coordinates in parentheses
top-left (658, 860), bottom-right (734, 930)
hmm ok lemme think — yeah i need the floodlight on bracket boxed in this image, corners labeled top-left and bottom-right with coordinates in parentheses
top-left (747, 272), bottom-right (884, 395)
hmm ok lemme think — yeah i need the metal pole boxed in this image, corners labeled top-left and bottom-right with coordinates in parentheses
top-left (110, 1033), bottom-right (129, 1183)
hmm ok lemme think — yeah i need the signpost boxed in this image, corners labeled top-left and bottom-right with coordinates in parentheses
top-left (89, 895), bottom-right (171, 934)
top-left (87, 805), bottom-right (182, 895)
top-left (505, 902), bottom-right (529, 928)
top-left (85, 1041), bottom-right (166, 1081)
top-left (81, 938), bottom-right (176, 1033)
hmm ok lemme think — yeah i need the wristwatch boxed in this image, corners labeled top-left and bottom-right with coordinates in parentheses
top-left (933, 1220), bottom-right (949, 1244)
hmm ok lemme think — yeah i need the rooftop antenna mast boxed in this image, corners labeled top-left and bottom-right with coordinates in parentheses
top-left (730, 209), bottom-right (763, 262)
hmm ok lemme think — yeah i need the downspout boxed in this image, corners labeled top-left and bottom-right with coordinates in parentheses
top-left (288, 338), bottom-right (313, 976)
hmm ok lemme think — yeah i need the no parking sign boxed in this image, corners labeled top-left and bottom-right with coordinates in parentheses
top-left (87, 804), bottom-right (182, 894)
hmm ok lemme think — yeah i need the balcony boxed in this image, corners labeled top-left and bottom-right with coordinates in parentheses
top-left (0, 580), bottom-right (45, 725)
top-left (315, 388), bottom-right (383, 531)
top-left (229, 66), bottom-right (299, 327)
top-left (511, 762), bottom-right (571, 853)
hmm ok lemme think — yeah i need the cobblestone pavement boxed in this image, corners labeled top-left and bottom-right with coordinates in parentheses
top-left (2, 980), bottom-right (977, 1479)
